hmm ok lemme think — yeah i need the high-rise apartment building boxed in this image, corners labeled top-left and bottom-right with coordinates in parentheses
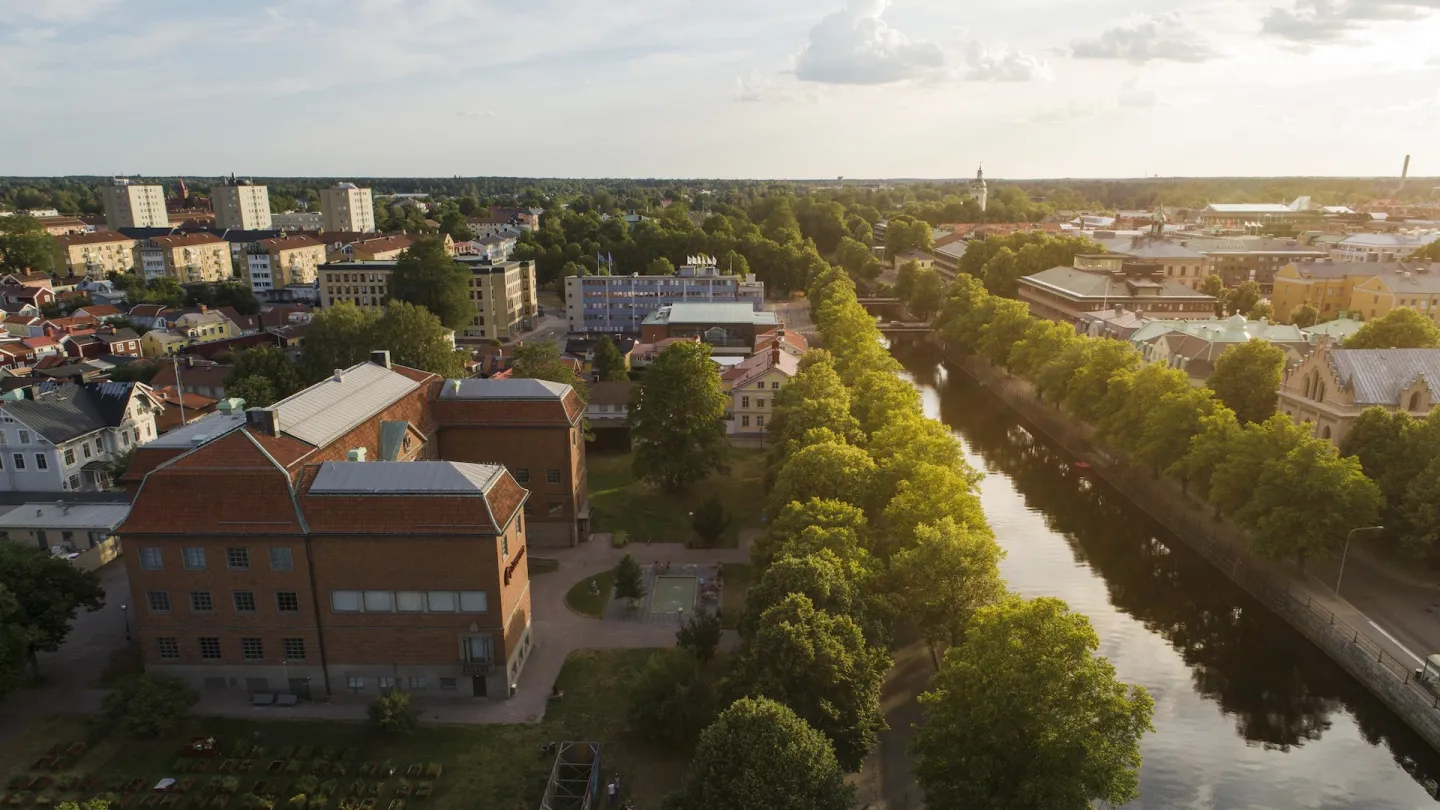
top-left (320, 183), bottom-right (376, 234)
top-left (211, 176), bottom-right (273, 230)
top-left (101, 179), bottom-right (171, 229)
top-left (318, 257), bottom-right (537, 341)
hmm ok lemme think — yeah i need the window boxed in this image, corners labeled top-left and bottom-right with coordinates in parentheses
top-left (363, 591), bottom-right (393, 612)
top-left (63, 448), bottom-right (75, 465)
top-left (396, 591), bottom-right (425, 612)
top-left (199, 637), bottom-right (221, 659)
top-left (67, 474), bottom-right (79, 490)
top-left (428, 591), bottom-right (456, 612)
top-left (139, 547), bottom-right (163, 570)
top-left (18, 429), bottom-right (29, 444)
top-left (741, 415), bottom-right (750, 427)
top-left (95, 437), bottom-right (103, 454)
top-left (82, 443), bottom-right (91, 459)
top-left (771, 381), bottom-right (780, 389)
top-left (465, 636), bottom-right (493, 661)
top-left (276, 591), bottom-right (300, 612)
top-left (157, 637), bottom-right (179, 660)
top-left (190, 591), bottom-right (214, 614)
top-left (12, 454), bottom-right (23, 470)
top-left (756, 398), bottom-right (765, 408)
top-left (460, 591), bottom-right (489, 613)
top-left (283, 638), bottom-right (306, 660)
top-left (408, 677), bottom-right (427, 690)
top-left (757, 415), bottom-right (766, 427)
top-left (514, 468), bottom-right (530, 484)
top-left (269, 547), bottom-right (293, 571)
top-left (346, 676), bottom-right (365, 693)
top-left (182, 547), bottom-right (206, 570)
top-left (741, 396), bottom-right (750, 408)
top-left (548, 503), bottom-right (563, 517)
top-left (546, 468), bottom-right (561, 485)
top-left (439, 678), bottom-right (457, 691)
top-left (226, 547), bottom-right (249, 570)
top-left (377, 676), bottom-right (398, 691)
top-left (241, 638), bottom-right (263, 660)
top-left (147, 590), bottom-right (171, 613)
top-left (234, 591), bottom-right (257, 613)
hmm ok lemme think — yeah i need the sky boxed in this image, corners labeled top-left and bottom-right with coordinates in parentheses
top-left (1, 0), bottom-right (1438, 179)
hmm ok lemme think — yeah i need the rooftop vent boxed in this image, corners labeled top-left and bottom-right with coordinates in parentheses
top-left (332, 368), bottom-right (344, 383)
top-left (347, 447), bottom-right (367, 462)
top-left (370, 350), bottom-right (392, 370)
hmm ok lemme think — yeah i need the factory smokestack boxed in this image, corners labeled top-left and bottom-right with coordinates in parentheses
top-left (1400, 154), bottom-right (1411, 193)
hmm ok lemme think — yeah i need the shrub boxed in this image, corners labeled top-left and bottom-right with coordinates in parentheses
top-left (690, 495), bottom-right (731, 547)
top-left (366, 691), bottom-right (419, 736)
top-left (611, 530), bottom-right (628, 549)
top-left (100, 674), bottom-right (200, 738)
top-left (627, 649), bottom-right (721, 747)
top-left (676, 611), bottom-right (723, 664)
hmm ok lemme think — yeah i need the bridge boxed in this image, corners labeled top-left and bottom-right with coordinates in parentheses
top-left (876, 321), bottom-right (937, 334)
top-left (856, 297), bottom-right (902, 305)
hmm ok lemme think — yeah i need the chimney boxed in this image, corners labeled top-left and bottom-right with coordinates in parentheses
top-left (771, 346), bottom-right (781, 365)
top-left (332, 368), bottom-right (344, 383)
top-left (346, 447), bottom-right (367, 462)
top-left (245, 408), bottom-right (282, 437)
top-left (448, 379), bottom-right (462, 394)
top-left (370, 350), bottom-right (392, 369)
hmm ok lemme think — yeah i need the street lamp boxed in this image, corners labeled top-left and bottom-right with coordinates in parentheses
top-left (1336, 525), bottom-right (1384, 595)
top-left (120, 603), bottom-right (130, 641)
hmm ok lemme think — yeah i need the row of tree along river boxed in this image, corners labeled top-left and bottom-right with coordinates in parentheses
top-left (891, 340), bottom-right (1440, 808)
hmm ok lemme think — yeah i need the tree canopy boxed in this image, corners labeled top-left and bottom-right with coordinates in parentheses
top-left (592, 335), bottom-right (628, 382)
top-left (1205, 339), bottom-right (1286, 424)
top-left (390, 236), bottom-right (473, 331)
top-left (0, 215), bottom-right (55, 274)
top-left (1344, 307), bottom-right (1440, 349)
top-left (0, 544), bottom-right (105, 685)
top-left (630, 340), bottom-right (729, 491)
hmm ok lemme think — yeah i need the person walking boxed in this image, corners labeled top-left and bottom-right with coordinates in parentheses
top-left (606, 779), bottom-right (617, 806)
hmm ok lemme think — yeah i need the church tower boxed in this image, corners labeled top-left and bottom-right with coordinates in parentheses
top-left (971, 165), bottom-right (988, 213)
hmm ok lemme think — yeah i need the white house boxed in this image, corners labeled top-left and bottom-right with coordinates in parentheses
top-left (0, 381), bottom-right (163, 492)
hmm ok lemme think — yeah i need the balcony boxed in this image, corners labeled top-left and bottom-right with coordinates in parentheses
top-left (461, 660), bottom-right (497, 677)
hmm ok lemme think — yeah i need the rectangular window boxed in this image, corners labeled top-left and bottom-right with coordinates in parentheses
top-left (283, 638), bottom-right (306, 660)
top-left (427, 591), bottom-right (456, 612)
top-left (757, 415), bottom-right (766, 427)
top-left (514, 468), bottom-right (530, 484)
top-left (439, 678), bottom-right (457, 691)
top-left (377, 676), bottom-right (397, 691)
top-left (241, 638), bottom-right (263, 660)
top-left (465, 636), bottom-right (493, 661)
top-left (771, 381), bottom-right (780, 389)
top-left (18, 429), bottom-right (29, 444)
top-left (147, 590), bottom-right (171, 613)
top-left (199, 637), bottom-right (221, 659)
top-left (459, 591), bottom-right (488, 613)
top-left (233, 591), bottom-right (257, 613)
top-left (63, 448), bottom-right (75, 465)
top-left (548, 503), bottom-right (563, 517)
top-left (12, 454), bottom-right (23, 470)
top-left (331, 591), bottom-right (361, 612)
top-left (269, 547), bottom-right (293, 571)
top-left (741, 415), bottom-right (750, 427)
top-left (545, 468), bottom-right (561, 485)
top-left (408, 677), bottom-right (427, 690)
top-left (157, 637), bottom-right (179, 660)
top-left (363, 591), bottom-right (393, 612)
top-left (138, 547), bottom-right (163, 570)
top-left (226, 547), bottom-right (249, 570)
top-left (190, 591), bottom-right (214, 614)
top-left (276, 591), bottom-right (300, 613)
top-left (182, 547), bottom-right (206, 570)
top-left (741, 396), bottom-right (749, 408)
top-left (756, 398), bottom-right (765, 408)
top-left (346, 676), bottom-right (365, 692)
top-left (396, 591), bottom-right (425, 612)
top-left (82, 443), bottom-right (91, 459)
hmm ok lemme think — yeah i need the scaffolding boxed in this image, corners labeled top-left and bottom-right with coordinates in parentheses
top-left (539, 741), bottom-right (602, 810)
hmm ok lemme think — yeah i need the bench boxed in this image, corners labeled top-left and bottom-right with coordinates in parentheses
top-left (251, 693), bottom-right (275, 706)
top-left (276, 693), bottom-right (298, 707)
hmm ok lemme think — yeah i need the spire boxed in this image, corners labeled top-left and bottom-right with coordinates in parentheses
top-left (976, 164), bottom-right (984, 182)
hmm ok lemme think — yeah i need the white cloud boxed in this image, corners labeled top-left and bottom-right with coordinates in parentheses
top-left (961, 41), bottom-right (1051, 82)
top-left (1262, 0), bottom-right (1440, 45)
top-left (1070, 12), bottom-right (1218, 63)
top-left (794, 0), bottom-right (944, 85)
top-left (0, 0), bottom-right (116, 24)
top-left (734, 72), bottom-right (803, 103)
top-left (456, 110), bottom-right (498, 118)
top-left (1117, 79), bottom-right (1168, 108)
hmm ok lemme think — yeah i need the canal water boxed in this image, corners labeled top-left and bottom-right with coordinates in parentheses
top-left (893, 342), bottom-right (1440, 809)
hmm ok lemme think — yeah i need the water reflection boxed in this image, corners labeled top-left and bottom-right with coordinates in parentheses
top-left (893, 342), bottom-right (1440, 805)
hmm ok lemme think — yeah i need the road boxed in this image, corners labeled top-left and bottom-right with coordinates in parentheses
top-left (1310, 550), bottom-right (1440, 667)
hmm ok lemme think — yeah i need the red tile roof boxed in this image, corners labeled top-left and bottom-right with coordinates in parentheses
top-left (294, 464), bottom-right (525, 535)
top-left (122, 431), bottom-right (304, 535)
top-left (75, 305), bottom-right (123, 318)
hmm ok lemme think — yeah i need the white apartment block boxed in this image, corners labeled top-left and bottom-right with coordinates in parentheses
top-left (101, 180), bottom-right (170, 229)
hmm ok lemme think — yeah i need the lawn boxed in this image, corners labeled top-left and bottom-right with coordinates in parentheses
top-left (0, 650), bottom-right (688, 810)
top-left (587, 449), bottom-right (765, 548)
top-left (564, 570), bottom-right (615, 618)
top-left (719, 563), bottom-right (753, 631)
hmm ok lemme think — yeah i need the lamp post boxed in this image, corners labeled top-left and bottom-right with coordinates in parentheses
top-left (120, 603), bottom-right (130, 641)
top-left (1336, 525), bottom-right (1384, 595)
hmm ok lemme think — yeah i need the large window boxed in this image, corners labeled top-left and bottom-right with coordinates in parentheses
top-left (182, 547), bottom-right (206, 570)
top-left (362, 591), bottom-right (393, 612)
top-left (396, 591), bottom-right (425, 612)
top-left (459, 592), bottom-right (489, 613)
top-left (241, 638), bottom-right (263, 660)
top-left (283, 638), bottom-right (306, 660)
top-left (331, 589), bottom-right (486, 614)
top-left (146, 590), bottom-right (171, 614)
top-left (199, 638), bottom-right (221, 660)
top-left (269, 547), bottom-right (293, 571)
top-left (157, 637), bottom-right (179, 660)
top-left (465, 636), bottom-right (493, 662)
top-left (427, 591), bottom-right (456, 612)
top-left (226, 547), bottom-right (250, 570)
top-left (331, 591), bottom-right (362, 612)
top-left (276, 591), bottom-right (300, 613)
top-left (233, 591), bottom-right (257, 613)
top-left (190, 591), bottom-right (214, 614)
top-left (138, 547), bottom-right (163, 570)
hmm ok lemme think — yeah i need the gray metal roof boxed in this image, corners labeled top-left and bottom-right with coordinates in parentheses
top-left (0, 382), bottom-right (142, 443)
top-left (641, 302), bottom-right (780, 326)
top-left (308, 461), bottom-right (504, 495)
top-left (1021, 266), bottom-right (1214, 300)
top-left (146, 411), bottom-right (247, 448)
top-left (440, 378), bottom-right (569, 400)
top-left (271, 361), bottom-right (418, 447)
top-left (1329, 349), bottom-right (1440, 405)
top-left (0, 501), bottom-right (131, 530)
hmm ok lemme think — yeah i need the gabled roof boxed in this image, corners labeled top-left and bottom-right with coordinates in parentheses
top-left (74, 305), bottom-right (123, 318)
top-left (297, 461), bottom-right (526, 535)
top-left (0, 381), bottom-right (150, 443)
top-left (1020, 266), bottom-right (1214, 300)
top-left (309, 460), bottom-right (504, 495)
top-left (1328, 349), bottom-right (1440, 405)
top-left (441, 378), bottom-right (571, 400)
top-left (148, 232), bottom-right (226, 248)
top-left (587, 381), bottom-right (633, 407)
top-left (257, 234), bottom-right (325, 251)
top-left (55, 231), bottom-right (134, 247)
top-left (269, 361), bottom-right (420, 448)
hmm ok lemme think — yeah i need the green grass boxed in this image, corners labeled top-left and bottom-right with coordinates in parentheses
top-left (1, 650), bottom-right (687, 810)
top-left (565, 570), bottom-right (615, 618)
top-left (588, 449), bottom-right (766, 548)
top-left (719, 563), bottom-right (753, 630)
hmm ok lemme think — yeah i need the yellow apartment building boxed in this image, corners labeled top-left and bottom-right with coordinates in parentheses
top-left (101, 180), bottom-right (170, 229)
top-left (137, 233), bottom-right (231, 283)
top-left (52, 231), bottom-right (137, 276)
top-left (1347, 266), bottom-right (1440, 322)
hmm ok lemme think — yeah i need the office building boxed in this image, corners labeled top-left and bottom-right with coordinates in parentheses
top-left (101, 179), bottom-right (171, 229)
top-left (320, 183), bottom-right (376, 234)
top-left (564, 256), bottom-right (765, 334)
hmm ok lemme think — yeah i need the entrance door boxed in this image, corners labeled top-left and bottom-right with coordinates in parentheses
top-left (472, 675), bottom-right (487, 698)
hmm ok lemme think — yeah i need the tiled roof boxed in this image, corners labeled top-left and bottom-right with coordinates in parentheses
top-left (297, 461), bottom-right (525, 534)
top-left (1020, 266), bottom-right (1214, 300)
top-left (588, 381), bottom-right (633, 406)
top-left (121, 431), bottom-right (304, 535)
top-left (270, 361), bottom-right (420, 448)
top-left (1329, 349), bottom-right (1440, 405)
top-left (258, 235), bottom-right (325, 251)
top-left (308, 460), bottom-right (504, 494)
top-left (351, 235), bottom-right (415, 255)
top-left (75, 305), bottom-right (123, 318)
top-left (441, 378), bottom-right (570, 399)
top-left (149, 232), bottom-right (226, 248)
top-left (54, 231), bottom-right (134, 247)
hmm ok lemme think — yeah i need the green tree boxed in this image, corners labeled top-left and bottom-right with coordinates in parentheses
top-left (1248, 301), bottom-right (1275, 320)
top-left (630, 341), bottom-right (728, 491)
top-left (629, 649), bottom-right (721, 747)
top-left (613, 552), bottom-right (646, 604)
top-left (0, 215), bottom-right (55, 274)
top-left (739, 550), bottom-right (863, 640)
top-left (390, 236), bottom-right (473, 331)
top-left (1095, 364), bottom-right (1191, 456)
top-left (666, 697), bottom-right (855, 810)
top-left (769, 439), bottom-right (876, 516)
top-left (366, 690), bottom-right (419, 735)
top-left (592, 335), bottom-right (628, 382)
top-left (1, 585), bottom-right (32, 698)
top-left (1399, 455), bottom-right (1440, 560)
top-left (647, 256), bottom-right (676, 275)
top-left (0, 544), bottom-right (104, 678)
top-left (226, 375), bottom-right (278, 408)
top-left (767, 353), bottom-right (863, 461)
top-left (1344, 307), bottom-right (1440, 349)
top-left (690, 495), bottom-right (731, 548)
top-left (1008, 318), bottom-right (1079, 380)
top-left (846, 369), bottom-right (920, 437)
top-left (912, 596), bottom-right (1154, 810)
top-left (370, 301), bottom-right (467, 378)
top-left (1205, 339), bottom-right (1286, 424)
top-left (976, 298), bottom-right (1033, 368)
top-left (676, 610), bottom-right (723, 664)
top-left (1062, 338), bottom-right (1139, 423)
top-left (880, 462), bottom-right (988, 555)
top-left (751, 498), bottom-right (869, 571)
top-left (893, 260), bottom-right (920, 301)
top-left (730, 594), bottom-right (889, 771)
top-left (890, 518), bottom-right (1006, 659)
top-left (300, 302), bottom-right (381, 382)
top-left (100, 674), bottom-right (200, 737)
top-left (1238, 439), bottom-right (1383, 569)
top-left (1174, 407), bottom-right (1243, 497)
top-left (510, 341), bottom-right (587, 398)
top-left (230, 346), bottom-right (304, 401)
top-left (1136, 386), bottom-right (1220, 477)
top-left (908, 267), bottom-right (945, 321)
top-left (1228, 281), bottom-right (1262, 316)
top-left (1208, 415), bottom-right (1308, 517)
top-left (1290, 303), bottom-right (1320, 328)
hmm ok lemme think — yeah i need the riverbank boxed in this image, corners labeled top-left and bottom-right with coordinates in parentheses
top-left (945, 350), bottom-right (1440, 754)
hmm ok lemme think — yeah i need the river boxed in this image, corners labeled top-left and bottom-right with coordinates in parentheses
top-left (892, 342), bottom-right (1440, 809)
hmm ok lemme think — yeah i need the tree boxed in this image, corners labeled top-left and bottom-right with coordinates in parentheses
top-left (647, 257), bottom-right (675, 275)
top-left (1228, 281), bottom-right (1262, 316)
top-left (769, 439), bottom-right (876, 516)
top-left (1206, 339), bottom-right (1285, 424)
top-left (0, 215), bottom-right (55, 274)
top-left (912, 597), bottom-right (1154, 810)
top-left (1290, 304), bottom-right (1319, 328)
top-left (230, 346), bottom-right (304, 401)
top-left (370, 301), bottom-right (467, 378)
top-left (893, 260), bottom-right (920, 301)
top-left (1062, 338), bottom-right (1139, 423)
top-left (730, 594), bottom-right (888, 771)
top-left (676, 610), bottom-right (723, 664)
top-left (767, 354), bottom-right (863, 459)
top-left (1248, 301), bottom-right (1275, 320)
top-left (613, 552), bottom-right (646, 604)
top-left (1095, 364), bottom-right (1191, 455)
top-left (0, 585), bottom-right (32, 698)
top-left (976, 298), bottom-right (1033, 368)
top-left (100, 674), bottom-right (200, 737)
top-left (510, 341), bottom-right (587, 398)
top-left (1238, 439), bottom-right (1382, 569)
top-left (751, 498), bottom-right (869, 571)
top-left (666, 697), bottom-right (855, 810)
top-left (0, 544), bottom-right (104, 677)
top-left (390, 236), bottom-right (473, 331)
top-left (1136, 386), bottom-right (1219, 477)
top-left (1008, 318), bottom-right (1079, 379)
top-left (592, 335), bottom-right (628, 382)
top-left (226, 375), bottom-right (277, 408)
top-left (846, 369), bottom-right (920, 437)
top-left (628, 649), bottom-right (721, 747)
top-left (300, 302), bottom-right (380, 382)
top-left (690, 495), bottom-right (731, 548)
top-left (366, 689), bottom-right (419, 735)
top-left (891, 518), bottom-right (1006, 659)
top-left (1208, 415), bottom-right (1308, 517)
top-left (1345, 307), bottom-right (1440, 349)
top-left (630, 341), bottom-right (729, 491)
top-left (739, 550), bottom-right (862, 639)
top-left (908, 267), bottom-right (945, 321)
top-left (1400, 455), bottom-right (1440, 560)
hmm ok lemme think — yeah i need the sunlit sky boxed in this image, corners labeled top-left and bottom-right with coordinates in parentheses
top-left (1, 0), bottom-right (1437, 179)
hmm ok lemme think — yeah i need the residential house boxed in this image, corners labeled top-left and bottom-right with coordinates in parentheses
top-left (1347, 264), bottom-right (1440, 323)
top-left (174, 310), bottom-right (240, 344)
top-left (141, 330), bottom-right (189, 357)
top-left (73, 304), bottom-right (125, 322)
top-left (1, 278), bottom-right (55, 311)
top-left (42, 315), bottom-right (99, 339)
top-left (129, 304), bottom-right (182, 331)
top-left (151, 386), bottom-right (219, 434)
top-left (0, 342), bottom-right (36, 369)
top-left (22, 336), bottom-right (62, 361)
top-left (1128, 314), bottom-right (1311, 383)
top-left (2, 316), bottom-right (43, 339)
top-left (0, 501), bottom-right (130, 572)
top-left (0, 381), bottom-right (162, 492)
top-left (1278, 343), bottom-right (1440, 445)
top-left (32, 216), bottom-right (88, 236)
top-left (52, 231), bottom-right (137, 276)
top-left (137, 233), bottom-right (231, 283)
top-left (1017, 259), bottom-right (1217, 324)
top-left (721, 346), bottom-right (801, 437)
top-left (754, 326), bottom-right (807, 358)
top-left (585, 382), bottom-right (632, 431)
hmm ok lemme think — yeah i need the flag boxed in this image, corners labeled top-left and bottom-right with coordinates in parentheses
top-left (607, 252), bottom-right (614, 268)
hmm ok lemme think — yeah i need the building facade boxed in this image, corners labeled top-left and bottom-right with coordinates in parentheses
top-left (211, 179), bottom-right (273, 231)
top-left (1018, 260), bottom-right (1217, 323)
top-left (639, 302), bottom-right (780, 355)
top-left (1330, 233), bottom-right (1439, 263)
top-left (320, 184), bottom-right (376, 234)
top-left (1177, 235), bottom-right (1328, 293)
top-left (137, 233), bottom-right (232, 283)
top-left (318, 262), bottom-right (393, 309)
top-left (463, 259), bottom-right (537, 342)
top-left (567, 265), bottom-right (766, 334)
top-left (0, 381), bottom-right (161, 492)
top-left (1278, 343), bottom-right (1440, 446)
top-left (101, 180), bottom-right (170, 229)
top-left (245, 236), bottom-right (327, 296)
top-left (52, 231), bottom-right (137, 276)
top-left (722, 346), bottom-right (800, 437)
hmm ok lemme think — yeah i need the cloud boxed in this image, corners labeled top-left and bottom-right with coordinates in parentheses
top-left (961, 41), bottom-right (1051, 81)
top-left (1070, 12), bottom-right (1218, 63)
top-left (0, 0), bottom-right (116, 24)
top-left (1118, 81), bottom-right (1160, 108)
top-left (794, 0), bottom-right (944, 85)
top-left (456, 110), bottom-right (498, 118)
top-left (1262, 0), bottom-right (1440, 45)
top-left (1013, 101), bottom-right (1106, 125)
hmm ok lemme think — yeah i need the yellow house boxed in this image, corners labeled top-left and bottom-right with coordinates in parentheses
top-left (1271, 260), bottom-right (1377, 322)
top-left (721, 347), bottom-right (801, 437)
top-left (140, 330), bottom-right (188, 357)
top-left (173, 310), bottom-right (239, 343)
top-left (1347, 266), bottom-right (1440, 323)
top-left (1278, 341), bottom-right (1440, 446)
top-left (52, 231), bottom-right (137, 276)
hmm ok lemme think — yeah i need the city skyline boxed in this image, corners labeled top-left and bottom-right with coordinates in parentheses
top-left (1, 0), bottom-right (1438, 178)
